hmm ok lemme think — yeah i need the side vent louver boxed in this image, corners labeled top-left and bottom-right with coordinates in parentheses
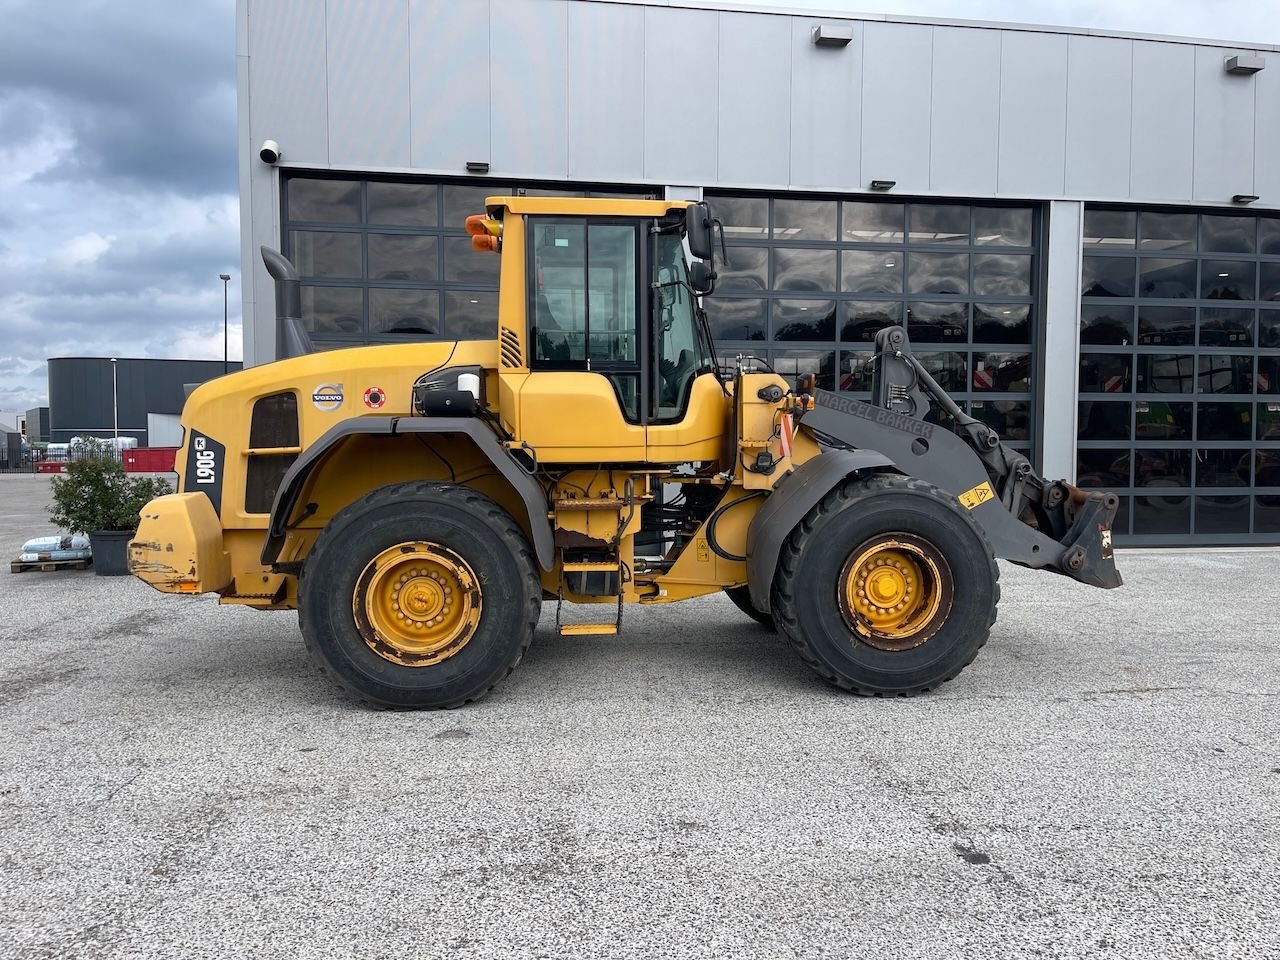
top-left (499, 326), bottom-right (522, 369)
top-left (246, 392), bottom-right (300, 514)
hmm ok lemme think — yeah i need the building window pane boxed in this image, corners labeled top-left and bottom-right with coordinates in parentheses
top-left (1138, 306), bottom-right (1194, 346)
top-left (705, 298), bottom-right (766, 341)
top-left (1259, 403), bottom-right (1280, 440)
top-left (708, 195), bottom-right (768, 238)
top-left (1137, 354), bottom-right (1195, 393)
top-left (774, 248), bottom-right (836, 291)
top-left (974, 207), bottom-right (1032, 246)
top-left (1134, 400), bottom-right (1192, 441)
top-left (1138, 212), bottom-right (1195, 251)
top-left (1257, 495), bottom-right (1280, 532)
top-left (443, 236), bottom-right (500, 284)
top-left (840, 301), bottom-right (902, 343)
top-left (300, 286), bottom-right (364, 335)
top-left (974, 253), bottom-right (1032, 297)
top-left (1134, 449), bottom-right (1191, 487)
top-left (443, 184), bottom-right (502, 229)
top-left (369, 288), bottom-right (440, 336)
top-left (1196, 496), bottom-right (1250, 533)
top-left (910, 205), bottom-right (970, 244)
top-left (1198, 402), bottom-right (1252, 440)
top-left (908, 252), bottom-right (969, 295)
top-left (717, 246), bottom-right (769, 291)
top-left (288, 178), bottom-right (361, 223)
top-left (907, 302), bottom-right (967, 343)
top-left (289, 231), bottom-right (362, 279)
top-left (1201, 260), bottom-right (1256, 301)
top-left (842, 250), bottom-right (903, 294)
top-left (1199, 308), bottom-right (1254, 348)
top-left (1259, 309), bottom-right (1280, 346)
top-left (1200, 215), bottom-right (1255, 254)
top-left (1084, 209), bottom-right (1136, 248)
top-left (368, 182), bottom-right (439, 226)
top-left (916, 352), bottom-right (967, 392)
top-left (839, 351), bottom-right (875, 392)
top-left (1139, 258), bottom-right (1196, 299)
top-left (1258, 262), bottom-right (1280, 301)
top-left (1196, 355), bottom-right (1252, 394)
top-left (1133, 495), bottom-right (1190, 534)
top-left (1196, 449), bottom-right (1251, 487)
top-left (445, 290), bottom-right (498, 339)
top-left (774, 199), bottom-right (836, 241)
top-left (1080, 353), bottom-right (1132, 393)
top-left (1078, 401), bottom-right (1131, 440)
top-left (1259, 356), bottom-right (1279, 393)
top-left (772, 300), bottom-right (835, 341)
top-left (973, 352), bottom-right (1031, 392)
top-left (368, 234), bottom-right (438, 282)
top-left (971, 399), bottom-right (1030, 440)
top-left (843, 201), bottom-right (905, 243)
top-left (1081, 304), bottom-right (1134, 345)
top-left (973, 303), bottom-right (1031, 344)
top-left (1260, 218), bottom-right (1280, 255)
top-left (1077, 449), bottom-right (1131, 487)
top-left (1082, 256), bottom-right (1134, 297)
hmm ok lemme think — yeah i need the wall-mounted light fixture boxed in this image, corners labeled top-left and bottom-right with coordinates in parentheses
top-left (1225, 55), bottom-right (1265, 75)
top-left (869, 180), bottom-right (896, 191)
top-left (812, 24), bottom-right (853, 47)
top-left (466, 160), bottom-right (490, 174)
top-left (1233, 194), bottom-right (1260, 204)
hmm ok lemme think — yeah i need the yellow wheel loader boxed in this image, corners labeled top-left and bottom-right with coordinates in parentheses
top-left (129, 196), bottom-right (1120, 708)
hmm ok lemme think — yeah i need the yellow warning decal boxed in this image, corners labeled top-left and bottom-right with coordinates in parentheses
top-left (958, 481), bottom-right (996, 510)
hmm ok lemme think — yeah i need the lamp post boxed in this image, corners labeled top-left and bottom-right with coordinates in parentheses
top-left (109, 357), bottom-right (118, 448)
top-left (219, 273), bottom-right (232, 375)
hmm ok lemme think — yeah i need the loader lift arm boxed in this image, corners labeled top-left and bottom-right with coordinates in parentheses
top-left (794, 324), bottom-right (1120, 592)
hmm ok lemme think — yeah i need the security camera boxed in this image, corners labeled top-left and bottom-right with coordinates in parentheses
top-left (259, 140), bottom-right (281, 164)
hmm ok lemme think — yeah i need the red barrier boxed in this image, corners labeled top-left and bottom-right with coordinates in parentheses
top-left (123, 447), bottom-right (178, 472)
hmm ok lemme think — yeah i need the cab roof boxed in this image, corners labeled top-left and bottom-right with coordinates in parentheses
top-left (485, 196), bottom-right (691, 218)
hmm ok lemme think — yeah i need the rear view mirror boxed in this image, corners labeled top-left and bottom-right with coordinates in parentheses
top-left (689, 260), bottom-right (715, 296)
top-left (686, 201), bottom-right (714, 262)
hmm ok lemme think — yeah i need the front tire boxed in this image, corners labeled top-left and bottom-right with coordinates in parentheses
top-left (772, 474), bottom-right (998, 696)
top-left (298, 482), bottom-right (540, 709)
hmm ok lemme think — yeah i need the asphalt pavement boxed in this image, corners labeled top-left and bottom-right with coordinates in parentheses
top-left (0, 474), bottom-right (1277, 959)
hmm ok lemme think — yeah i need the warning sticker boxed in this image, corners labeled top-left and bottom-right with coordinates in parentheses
top-left (958, 481), bottom-right (996, 510)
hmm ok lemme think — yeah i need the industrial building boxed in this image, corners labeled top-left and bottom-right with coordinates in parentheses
top-left (236, 0), bottom-right (1280, 544)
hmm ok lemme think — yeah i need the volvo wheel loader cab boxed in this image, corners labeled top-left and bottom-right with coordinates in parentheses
top-left (129, 195), bottom-right (1121, 709)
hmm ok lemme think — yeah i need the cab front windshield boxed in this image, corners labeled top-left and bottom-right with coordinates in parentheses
top-left (654, 232), bottom-right (707, 418)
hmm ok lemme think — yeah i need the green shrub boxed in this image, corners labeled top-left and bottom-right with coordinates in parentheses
top-left (48, 440), bottom-right (172, 534)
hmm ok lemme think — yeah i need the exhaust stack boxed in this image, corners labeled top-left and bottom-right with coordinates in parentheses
top-left (260, 246), bottom-right (315, 360)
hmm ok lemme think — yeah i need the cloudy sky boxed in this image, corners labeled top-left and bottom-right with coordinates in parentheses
top-left (2, 0), bottom-right (1278, 412)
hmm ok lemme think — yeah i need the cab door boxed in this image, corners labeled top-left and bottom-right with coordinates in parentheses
top-left (512, 217), bottom-right (649, 463)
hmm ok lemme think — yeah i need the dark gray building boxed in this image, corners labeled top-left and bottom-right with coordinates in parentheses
top-left (47, 358), bottom-right (243, 446)
top-left (24, 406), bottom-right (50, 443)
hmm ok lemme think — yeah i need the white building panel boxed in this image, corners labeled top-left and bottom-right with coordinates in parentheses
top-left (326, 0), bottom-right (411, 169)
top-left (1130, 42), bottom-right (1195, 202)
top-left (643, 6), bottom-right (718, 184)
top-left (567, 2), bottom-right (645, 181)
top-left (788, 17), bottom-right (861, 190)
top-left (929, 27), bottom-right (1000, 196)
top-left (861, 22), bottom-right (932, 193)
top-left (998, 31), bottom-right (1068, 197)
top-left (1254, 54), bottom-right (1280, 205)
top-left (1194, 46), bottom-right (1257, 202)
top-left (409, 0), bottom-right (491, 172)
top-left (489, 0), bottom-right (569, 179)
top-left (1065, 35), bottom-right (1132, 199)
top-left (247, 0), bottom-right (328, 165)
top-left (717, 12), bottom-right (791, 186)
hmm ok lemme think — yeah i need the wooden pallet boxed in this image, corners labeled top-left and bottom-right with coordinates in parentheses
top-left (10, 557), bottom-right (93, 573)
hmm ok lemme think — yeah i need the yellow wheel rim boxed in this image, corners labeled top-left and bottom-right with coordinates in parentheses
top-left (838, 535), bottom-right (952, 651)
top-left (353, 542), bottom-right (482, 666)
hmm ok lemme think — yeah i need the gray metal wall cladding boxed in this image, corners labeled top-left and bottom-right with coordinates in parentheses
top-left (242, 0), bottom-right (1276, 202)
top-left (47, 359), bottom-right (242, 445)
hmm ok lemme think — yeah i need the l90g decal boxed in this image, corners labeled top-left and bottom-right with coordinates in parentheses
top-left (185, 430), bottom-right (225, 517)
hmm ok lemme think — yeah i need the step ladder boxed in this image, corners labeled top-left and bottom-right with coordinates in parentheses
top-left (552, 494), bottom-right (631, 638)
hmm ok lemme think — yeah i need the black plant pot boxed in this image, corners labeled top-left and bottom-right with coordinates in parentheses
top-left (89, 530), bottom-right (134, 576)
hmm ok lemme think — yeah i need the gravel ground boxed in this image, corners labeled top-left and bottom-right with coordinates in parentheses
top-left (0, 474), bottom-right (1277, 959)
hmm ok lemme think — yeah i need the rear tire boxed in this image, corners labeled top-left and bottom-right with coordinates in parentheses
top-left (772, 474), bottom-right (998, 696)
top-left (724, 585), bottom-right (775, 630)
top-left (298, 482), bottom-right (540, 709)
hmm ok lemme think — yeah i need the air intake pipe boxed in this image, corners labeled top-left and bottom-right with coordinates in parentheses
top-left (260, 246), bottom-right (315, 360)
